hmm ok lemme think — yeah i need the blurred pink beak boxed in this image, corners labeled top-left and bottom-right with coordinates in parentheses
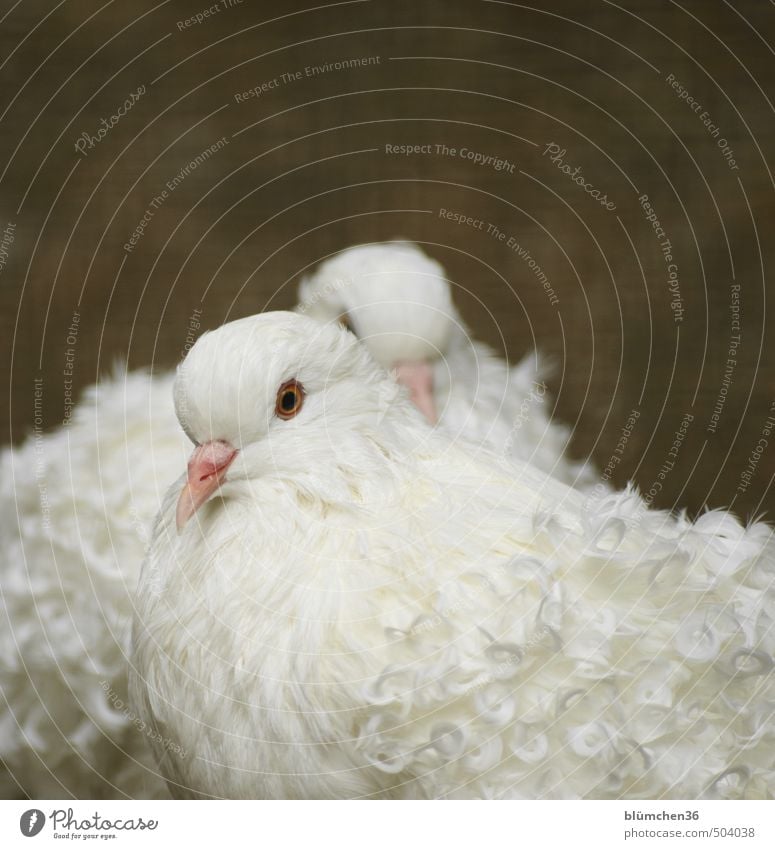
top-left (176, 439), bottom-right (238, 532)
top-left (394, 360), bottom-right (437, 425)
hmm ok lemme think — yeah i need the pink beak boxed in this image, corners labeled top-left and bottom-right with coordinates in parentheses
top-left (394, 360), bottom-right (437, 425)
top-left (176, 439), bottom-right (238, 532)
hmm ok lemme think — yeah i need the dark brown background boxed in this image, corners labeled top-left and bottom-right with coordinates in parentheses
top-left (1, 0), bottom-right (774, 519)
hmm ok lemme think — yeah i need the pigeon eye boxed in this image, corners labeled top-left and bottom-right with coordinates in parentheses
top-left (275, 379), bottom-right (305, 420)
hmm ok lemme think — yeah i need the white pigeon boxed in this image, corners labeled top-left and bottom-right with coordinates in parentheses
top-left (297, 241), bottom-right (596, 488)
top-left (130, 311), bottom-right (775, 800)
top-left (1, 244), bottom-right (596, 800)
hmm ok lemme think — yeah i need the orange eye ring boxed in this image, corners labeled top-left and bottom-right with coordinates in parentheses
top-left (275, 379), bottom-right (305, 420)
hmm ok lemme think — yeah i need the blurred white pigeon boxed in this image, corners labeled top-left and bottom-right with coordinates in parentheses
top-left (298, 241), bottom-right (596, 487)
top-left (130, 311), bottom-right (775, 800)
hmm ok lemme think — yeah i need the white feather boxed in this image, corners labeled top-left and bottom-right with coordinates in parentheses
top-left (0, 367), bottom-right (186, 797)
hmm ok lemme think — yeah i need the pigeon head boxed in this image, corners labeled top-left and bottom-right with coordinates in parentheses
top-left (297, 241), bottom-right (457, 423)
top-left (173, 310), bottom-right (399, 530)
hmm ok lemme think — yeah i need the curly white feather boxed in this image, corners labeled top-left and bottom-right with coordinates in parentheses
top-left (0, 367), bottom-right (185, 798)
